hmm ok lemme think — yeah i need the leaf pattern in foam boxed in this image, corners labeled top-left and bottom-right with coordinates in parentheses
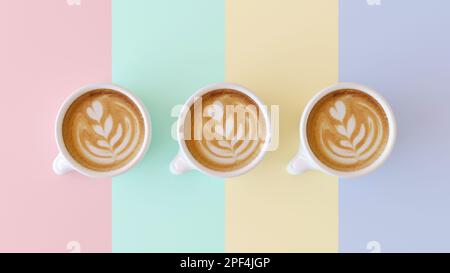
top-left (93, 125), bottom-right (106, 137)
top-left (97, 140), bottom-right (109, 148)
top-left (340, 140), bottom-right (352, 148)
top-left (352, 124), bottom-right (366, 147)
top-left (110, 124), bottom-right (123, 147)
top-left (198, 99), bottom-right (260, 164)
top-left (336, 125), bottom-right (348, 137)
top-left (87, 101), bottom-right (103, 122)
top-left (329, 100), bottom-right (346, 121)
top-left (323, 99), bottom-right (384, 164)
top-left (347, 115), bottom-right (355, 136)
top-left (83, 101), bottom-right (127, 160)
top-left (104, 115), bottom-right (113, 136)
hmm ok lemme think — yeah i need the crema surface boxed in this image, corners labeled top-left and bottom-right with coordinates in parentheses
top-left (62, 89), bottom-right (145, 172)
top-left (185, 90), bottom-right (266, 172)
top-left (307, 89), bottom-right (389, 172)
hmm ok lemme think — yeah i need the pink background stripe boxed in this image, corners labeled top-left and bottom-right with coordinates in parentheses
top-left (0, 0), bottom-right (111, 252)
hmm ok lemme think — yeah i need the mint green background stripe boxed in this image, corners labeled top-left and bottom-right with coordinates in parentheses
top-left (112, 0), bottom-right (224, 252)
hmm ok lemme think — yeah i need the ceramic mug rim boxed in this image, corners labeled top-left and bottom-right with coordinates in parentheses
top-left (299, 82), bottom-right (397, 178)
top-left (176, 82), bottom-right (272, 178)
top-left (55, 83), bottom-right (152, 178)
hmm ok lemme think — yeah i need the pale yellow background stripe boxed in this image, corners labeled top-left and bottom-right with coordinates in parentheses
top-left (225, 0), bottom-right (338, 252)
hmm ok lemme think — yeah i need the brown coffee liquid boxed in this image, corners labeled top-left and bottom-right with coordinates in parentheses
top-left (306, 89), bottom-right (389, 172)
top-left (184, 89), bottom-right (266, 172)
top-left (62, 89), bottom-right (145, 172)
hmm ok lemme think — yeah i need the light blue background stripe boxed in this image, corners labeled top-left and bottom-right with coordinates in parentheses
top-left (112, 0), bottom-right (224, 252)
top-left (339, 0), bottom-right (450, 252)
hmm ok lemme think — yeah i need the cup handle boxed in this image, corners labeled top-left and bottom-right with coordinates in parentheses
top-left (287, 150), bottom-right (312, 175)
top-left (53, 153), bottom-right (74, 175)
top-left (170, 152), bottom-right (193, 175)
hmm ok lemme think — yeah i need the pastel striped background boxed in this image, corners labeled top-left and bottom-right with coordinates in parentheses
top-left (340, 0), bottom-right (450, 253)
top-left (0, 0), bottom-right (449, 253)
top-left (0, 0), bottom-right (111, 252)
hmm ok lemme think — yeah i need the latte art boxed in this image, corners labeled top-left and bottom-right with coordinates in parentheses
top-left (307, 89), bottom-right (389, 172)
top-left (62, 89), bottom-right (145, 172)
top-left (184, 89), bottom-right (266, 172)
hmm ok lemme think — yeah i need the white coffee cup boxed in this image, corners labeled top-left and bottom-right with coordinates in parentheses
top-left (170, 83), bottom-right (272, 178)
top-left (287, 82), bottom-right (396, 178)
top-left (53, 83), bottom-right (152, 178)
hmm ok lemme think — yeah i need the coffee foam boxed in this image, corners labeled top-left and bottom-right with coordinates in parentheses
top-left (62, 89), bottom-right (145, 172)
top-left (307, 89), bottom-right (389, 172)
top-left (184, 89), bottom-right (266, 172)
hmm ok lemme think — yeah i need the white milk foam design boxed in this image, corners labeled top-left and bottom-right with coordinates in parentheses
top-left (77, 100), bottom-right (140, 165)
top-left (197, 100), bottom-right (259, 166)
top-left (320, 100), bottom-right (383, 165)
